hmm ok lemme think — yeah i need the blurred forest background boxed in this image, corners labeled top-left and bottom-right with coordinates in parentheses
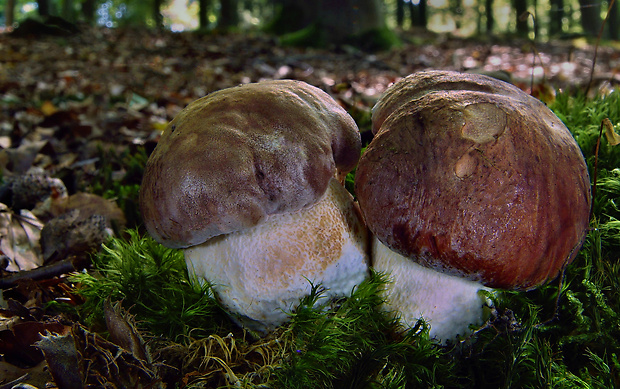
top-left (3, 0), bottom-right (620, 42)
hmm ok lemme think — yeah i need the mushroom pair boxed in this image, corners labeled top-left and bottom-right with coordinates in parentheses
top-left (141, 72), bottom-right (591, 341)
top-left (140, 80), bottom-right (369, 333)
top-left (354, 70), bottom-right (591, 341)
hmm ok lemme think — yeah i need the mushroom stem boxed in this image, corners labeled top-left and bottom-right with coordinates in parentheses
top-left (184, 179), bottom-right (369, 334)
top-left (372, 237), bottom-right (492, 342)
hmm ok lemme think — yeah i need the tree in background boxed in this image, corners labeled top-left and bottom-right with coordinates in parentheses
top-left (153, 0), bottom-right (164, 29)
top-left (37, 0), bottom-right (51, 16)
top-left (82, 0), bottom-right (97, 24)
top-left (512, 0), bottom-right (528, 36)
top-left (549, 0), bottom-right (564, 35)
top-left (5, 0), bottom-right (16, 29)
top-left (218, 0), bottom-right (239, 29)
top-left (198, 0), bottom-right (211, 29)
top-left (396, 0), bottom-right (405, 27)
top-left (412, 0), bottom-right (428, 28)
top-left (606, 0), bottom-right (618, 40)
top-left (485, 0), bottom-right (494, 33)
top-left (267, 0), bottom-right (391, 49)
top-left (578, 0), bottom-right (601, 36)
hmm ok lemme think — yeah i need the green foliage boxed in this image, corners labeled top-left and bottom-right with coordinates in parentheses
top-left (71, 230), bottom-right (228, 342)
top-left (274, 270), bottom-right (457, 388)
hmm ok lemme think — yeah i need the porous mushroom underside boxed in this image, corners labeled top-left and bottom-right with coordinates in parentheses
top-left (184, 178), bottom-right (369, 333)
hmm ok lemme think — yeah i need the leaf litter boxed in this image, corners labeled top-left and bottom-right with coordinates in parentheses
top-left (1, 24), bottom-right (620, 388)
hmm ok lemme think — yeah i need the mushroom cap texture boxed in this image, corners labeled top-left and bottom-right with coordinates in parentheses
top-left (184, 178), bottom-right (369, 333)
top-left (355, 70), bottom-right (591, 290)
top-left (140, 80), bottom-right (361, 248)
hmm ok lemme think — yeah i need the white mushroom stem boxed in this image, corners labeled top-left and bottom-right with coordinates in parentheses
top-left (184, 179), bottom-right (369, 334)
top-left (372, 236), bottom-right (493, 343)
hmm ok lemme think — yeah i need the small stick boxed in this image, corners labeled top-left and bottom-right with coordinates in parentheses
top-left (586, 0), bottom-right (616, 95)
top-left (590, 119), bottom-right (607, 220)
top-left (0, 259), bottom-right (76, 288)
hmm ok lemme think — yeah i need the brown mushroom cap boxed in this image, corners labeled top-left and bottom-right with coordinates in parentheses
top-left (140, 80), bottom-right (361, 248)
top-left (355, 70), bottom-right (591, 290)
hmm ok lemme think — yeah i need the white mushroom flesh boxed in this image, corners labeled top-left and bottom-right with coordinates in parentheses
top-left (373, 236), bottom-right (493, 342)
top-left (184, 178), bottom-right (369, 333)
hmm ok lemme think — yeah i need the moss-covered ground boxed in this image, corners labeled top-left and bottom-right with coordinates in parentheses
top-left (71, 90), bottom-right (620, 388)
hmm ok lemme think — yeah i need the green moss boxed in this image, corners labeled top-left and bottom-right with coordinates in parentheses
top-left (71, 230), bottom-right (228, 341)
top-left (279, 23), bottom-right (330, 48)
top-left (279, 23), bottom-right (399, 51)
top-left (274, 271), bottom-right (457, 388)
top-left (344, 26), bottom-right (402, 52)
top-left (72, 91), bottom-right (620, 388)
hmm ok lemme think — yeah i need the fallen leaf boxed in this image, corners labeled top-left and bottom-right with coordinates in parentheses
top-left (0, 204), bottom-right (44, 272)
top-left (603, 118), bottom-right (620, 146)
top-left (104, 300), bottom-right (151, 363)
top-left (0, 320), bottom-right (69, 366)
top-left (0, 140), bottom-right (48, 174)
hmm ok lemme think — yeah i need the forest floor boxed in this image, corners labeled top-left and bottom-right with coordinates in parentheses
top-left (1, 25), bottom-right (620, 387)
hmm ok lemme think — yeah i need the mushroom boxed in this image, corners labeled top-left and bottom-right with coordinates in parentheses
top-left (140, 80), bottom-right (368, 333)
top-left (355, 70), bottom-right (591, 342)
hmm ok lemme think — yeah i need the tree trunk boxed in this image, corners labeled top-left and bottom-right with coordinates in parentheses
top-left (549, 0), bottom-right (563, 35)
top-left (199, 0), bottom-right (210, 29)
top-left (38, 0), bottom-right (51, 16)
top-left (607, 0), bottom-right (618, 40)
top-left (269, 0), bottom-right (386, 43)
top-left (153, 0), bottom-right (163, 30)
top-left (219, 0), bottom-right (239, 29)
top-left (411, 0), bottom-right (427, 28)
top-left (485, 0), bottom-right (494, 33)
top-left (578, 0), bottom-right (601, 36)
top-left (532, 0), bottom-right (539, 38)
top-left (62, 0), bottom-right (74, 22)
top-left (396, 0), bottom-right (404, 27)
top-left (5, 0), bottom-right (15, 29)
top-left (512, 0), bottom-right (528, 36)
top-left (81, 0), bottom-right (96, 24)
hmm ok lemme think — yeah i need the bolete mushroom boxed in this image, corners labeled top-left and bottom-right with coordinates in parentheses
top-left (140, 80), bottom-right (368, 333)
top-left (355, 70), bottom-right (591, 341)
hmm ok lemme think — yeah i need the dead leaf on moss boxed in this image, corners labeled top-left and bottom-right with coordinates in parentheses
top-left (603, 118), bottom-right (620, 146)
top-left (0, 204), bottom-right (44, 272)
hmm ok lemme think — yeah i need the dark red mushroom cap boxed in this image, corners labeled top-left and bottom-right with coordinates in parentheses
top-left (355, 70), bottom-right (591, 290)
top-left (140, 80), bottom-right (361, 248)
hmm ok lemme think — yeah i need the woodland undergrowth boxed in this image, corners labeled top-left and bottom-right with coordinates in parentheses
top-left (71, 90), bottom-right (620, 388)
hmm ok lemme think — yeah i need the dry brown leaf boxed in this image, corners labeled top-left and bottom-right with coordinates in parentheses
top-left (0, 204), bottom-right (44, 272)
top-left (603, 118), bottom-right (620, 146)
top-left (0, 140), bottom-right (48, 174)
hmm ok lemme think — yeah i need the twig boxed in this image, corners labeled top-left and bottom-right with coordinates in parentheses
top-left (0, 374), bottom-right (29, 389)
top-left (520, 11), bottom-right (548, 95)
top-left (590, 119), bottom-right (608, 220)
top-left (586, 0), bottom-right (616, 95)
top-left (0, 259), bottom-right (76, 289)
